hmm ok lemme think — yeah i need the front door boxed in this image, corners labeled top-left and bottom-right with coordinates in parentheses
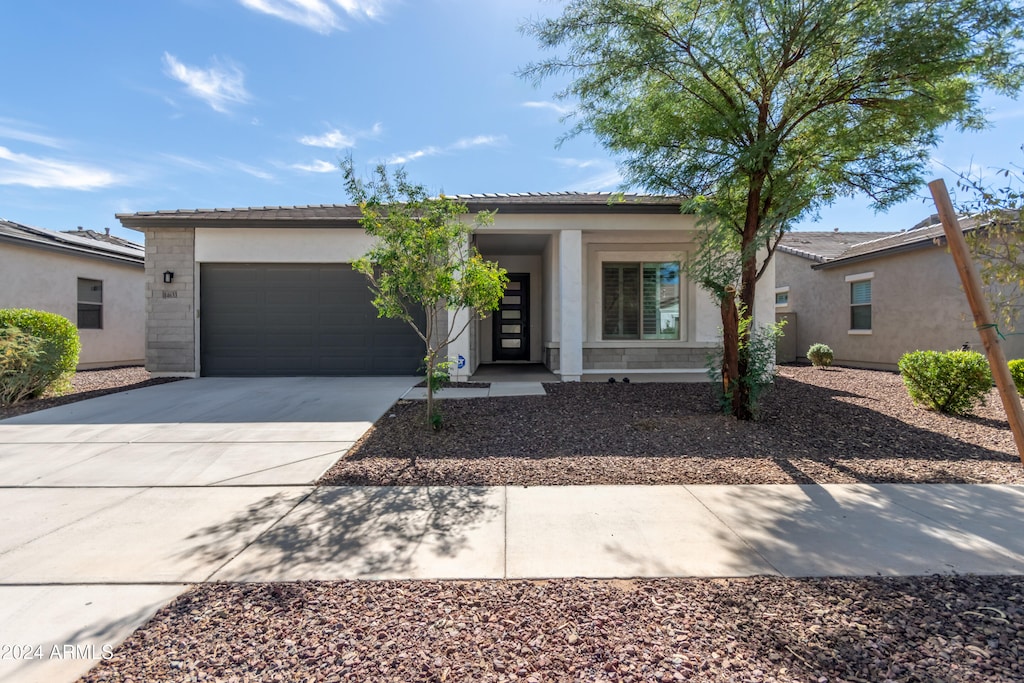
top-left (493, 273), bottom-right (529, 361)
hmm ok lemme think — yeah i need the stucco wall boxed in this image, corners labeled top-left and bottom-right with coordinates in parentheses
top-left (0, 241), bottom-right (144, 368)
top-left (776, 246), bottom-right (1024, 369)
top-left (144, 228), bottom-right (196, 375)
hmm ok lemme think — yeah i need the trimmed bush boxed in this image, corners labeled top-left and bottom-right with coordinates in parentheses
top-left (898, 350), bottom-right (992, 416)
top-left (0, 309), bottom-right (80, 396)
top-left (1009, 359), bottom-right (1024, 396)
top-left (807, 343), bottom-right (834, 368)
top-left (0, 327), bottom-right (58, 405)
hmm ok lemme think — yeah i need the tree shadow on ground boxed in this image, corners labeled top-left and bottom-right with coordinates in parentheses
top-left (180, 485), bottom-right (502, 581)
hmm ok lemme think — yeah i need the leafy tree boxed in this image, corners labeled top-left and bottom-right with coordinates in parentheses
top-left (342, 158), bottom-right (508, 431)
top-left (522, 0), bottom-right (1024, 419)
top-left (956, 148), bottom-right (1024, 330)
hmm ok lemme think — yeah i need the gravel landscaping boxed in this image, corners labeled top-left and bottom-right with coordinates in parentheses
top-left (80, 575), bottom-right (1024, 682)
top-left (320, 365), bottom-right (1024, 486)
top-left (0, 366), bottom-right (181, 420)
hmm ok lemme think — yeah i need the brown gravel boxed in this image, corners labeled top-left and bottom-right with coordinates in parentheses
top-left (80, 576), bottom-right (1024, 683)
top-left (320, 366), bottom-right (1024, 486)
top-left (0, 366), bottom-right (181, 420)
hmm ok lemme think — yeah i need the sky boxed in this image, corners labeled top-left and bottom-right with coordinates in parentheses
top-left (1, 0), bottom-right (1022, 244)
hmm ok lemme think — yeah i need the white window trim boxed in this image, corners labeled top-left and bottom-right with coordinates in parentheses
top-left (847, 272), bottom-right (874, 334)
top-left (775, 286), bottom-right (790, 307)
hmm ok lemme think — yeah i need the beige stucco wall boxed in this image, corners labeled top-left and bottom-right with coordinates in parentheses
top-left (776, 246), bottom-right (1024, 369)
top-left (0, 241), bottom-right (144, 368)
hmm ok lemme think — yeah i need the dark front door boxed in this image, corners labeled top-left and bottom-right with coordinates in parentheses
top-left (493, 273), bottom-right (529, 361)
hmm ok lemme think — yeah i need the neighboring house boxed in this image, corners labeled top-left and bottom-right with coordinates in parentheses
top-left (115, 193), bottom-right (775, 381)
top-left (776, 218), bottom-right (1024, 370)
top-left (0, 219), bottom-right (145, 369)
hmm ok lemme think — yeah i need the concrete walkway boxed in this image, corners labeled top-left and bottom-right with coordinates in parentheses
top-left (2, 380), bottom-right (1024, 682)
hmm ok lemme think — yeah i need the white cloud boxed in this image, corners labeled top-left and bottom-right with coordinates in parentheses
top-left (554, 157), bottom-right (622, 192)
top-left (160, 153), bottom-right (215, 172)
top-left (221, 158), bottom-right (275, 181)
top-left (292, 159), bottom-right (337, 173)
top-left (163, 53), bottom-right (251, 113)
top-left (238, 0), bottom-right (390, 33)
top-left (387, 134), bottom-right (504, 165)
top-left (0, 146), bottom-right (119, 190)
top-left (522, 100), bottom-right (573, 116)
top-left (298, 129), bottom-right (356, 149)
top-left (0, 119), bottom-right (63, 149)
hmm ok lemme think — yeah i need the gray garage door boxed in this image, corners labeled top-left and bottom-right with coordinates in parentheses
top-left (200, 264), bottom-right (424, 376)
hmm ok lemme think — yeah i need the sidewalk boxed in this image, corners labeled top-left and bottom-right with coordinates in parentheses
top-left (2, 483), bottom-right (1023, 683)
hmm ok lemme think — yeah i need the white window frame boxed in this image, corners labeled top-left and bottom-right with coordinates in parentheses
top-left (775, 286), bottom-right (790, 308)
top-left (846, 271), bottom-right (873, 335)
top-left (77, 277), bottom-right (103, 330)
top-left (601, 260), bottom-right (682, 341)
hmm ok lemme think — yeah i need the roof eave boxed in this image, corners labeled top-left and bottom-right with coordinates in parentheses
top-left (811, 239), bottom-right (935, 270)
top-left (0, 233), bottom-right (144, 267)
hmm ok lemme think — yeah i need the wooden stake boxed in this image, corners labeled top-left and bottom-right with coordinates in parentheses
top-left (929, 179), bottom-right (1024, 465)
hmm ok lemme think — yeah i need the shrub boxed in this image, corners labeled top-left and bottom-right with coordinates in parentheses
top-left (807, 343), bottom-right (834, 368)
top-left (706, 315), bottom-right (784, 419)
top-left (0, 308), bottom-right (80, 396)
top-left (898, 349), bottom-right (993, 416)
top-left (0, 327), bottom-right (60, 405)
top-left (1009, 359), bottom-right (1024, 396)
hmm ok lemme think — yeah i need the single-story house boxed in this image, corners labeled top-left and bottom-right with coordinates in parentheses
top-left (115, 193), bottom-right (775, 381)
top-left (0, 219), bottom-right (145, 369)
top-left (776, 218), bottom-right (1024, 370)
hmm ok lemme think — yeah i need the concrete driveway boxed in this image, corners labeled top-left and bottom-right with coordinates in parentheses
top-left (0, 376), bottom-right (416, 683)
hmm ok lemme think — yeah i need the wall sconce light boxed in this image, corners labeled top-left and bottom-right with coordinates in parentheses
top-left (163, 271), bottom-right (174, 284)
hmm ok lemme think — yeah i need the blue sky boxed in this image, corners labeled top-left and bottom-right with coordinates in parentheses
top-left (1, 0), bottom-right (1021, 243)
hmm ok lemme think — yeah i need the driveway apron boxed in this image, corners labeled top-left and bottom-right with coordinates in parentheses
top-left (0, 376), bottom-right (415, 683)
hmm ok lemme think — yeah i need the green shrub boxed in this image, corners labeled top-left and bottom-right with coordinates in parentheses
top-left (898, 350), bottom-right (993, 415)
top-left (0, 308), bottom-right (80, 396)
top-left (1009, 359), bottom-right (1024, 396)
top-left (807, 343), bottom-right (834, 368)
top-left (0, 327), bottom-right (60, 405)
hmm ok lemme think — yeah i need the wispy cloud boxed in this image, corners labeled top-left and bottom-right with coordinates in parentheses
top-left (0, 119), bottom-right (63, 149)
top-left (163, 53), bottom-right (251, 113)
top-left (387, 134), bottom-right (505, 165)
top-left (221, 158), bottom-right (275, 181)
top-left (522, 100), bottom-right (573, 116)
top-left (0, 146), bottom-right (119, 190)
top-left (291, 159), bottom-right (337, 173)
top-left (555, 157), bottom-right (622, 192)
top-left (298, 129), bottom-right (355, 149)
top-left (160, 153), bottom-right (215, 172)
top-left (238, 0), bottom-right (391, 34)
top-left (298, 122), bottom-right (382, 149)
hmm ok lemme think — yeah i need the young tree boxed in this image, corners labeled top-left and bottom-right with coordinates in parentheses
top-left (342, 158), bottom-right (508, 430)
top-left (523, 0), bottom-right (1024, 419)
top-left (956, 149), bottom-right (1024, 330)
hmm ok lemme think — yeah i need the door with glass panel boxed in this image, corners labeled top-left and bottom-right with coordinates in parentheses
top-left (493, 273), bottom-right (529, 361)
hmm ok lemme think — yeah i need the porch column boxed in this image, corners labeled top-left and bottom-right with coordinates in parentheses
top-left (559, 229), bottom-right (583, 381)
top-left (448, 306), bottom-right (472, 382)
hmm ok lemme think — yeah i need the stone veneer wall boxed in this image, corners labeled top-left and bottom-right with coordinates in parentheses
top-left (145, 228), bottom-right (196, 375)
top-left (583, 346), bottom-right (713, 370)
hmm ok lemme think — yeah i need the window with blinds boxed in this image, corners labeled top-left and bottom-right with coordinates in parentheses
top-left (603, 262), bottom-right (680, 340)
top-left (77, 278), bottom-right (103, 330)
top-left (850, 279), bottom-right (871, 330)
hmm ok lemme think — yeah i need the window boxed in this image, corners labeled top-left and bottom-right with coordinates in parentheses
top-left (850, 279), bottom-right (872, 331)
top-left (775, 287), bottom-right (790, 307)
top-left (77, 278), bottom-right (102, 329)
top-left (602, 262), bottom-right (680, 340)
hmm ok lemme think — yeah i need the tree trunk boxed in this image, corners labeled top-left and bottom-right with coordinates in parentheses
top-left (720, 285), bottom-right (743, 416)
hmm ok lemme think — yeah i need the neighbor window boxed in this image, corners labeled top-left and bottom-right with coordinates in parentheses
top-left (77, 278), bottom-right (103, 329)
top-left (602, 262), bottom-right (680, 340)
top-left (775, 287), bottom-right (790, 307)
top-left (850, 279), bottom-right (872, 331)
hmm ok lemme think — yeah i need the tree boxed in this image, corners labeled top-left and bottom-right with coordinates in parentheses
top-left (956, 148), bottom-right (1024, 330)
top-left (522, 0), bottom-right (1024, 419)
top-left (342, 158), bottom-right (508, 432)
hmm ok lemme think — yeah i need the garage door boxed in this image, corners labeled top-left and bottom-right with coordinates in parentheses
top-left (200, 264), bottom-right (424, 376)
